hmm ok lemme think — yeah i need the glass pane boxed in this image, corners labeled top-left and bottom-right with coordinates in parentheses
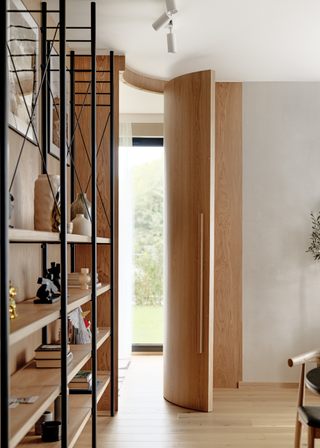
top-left (132, 147), bottom-right (164, 344)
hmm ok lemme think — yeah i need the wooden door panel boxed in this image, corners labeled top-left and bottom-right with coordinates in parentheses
top-left (163, 70), bottom-right (215, 412)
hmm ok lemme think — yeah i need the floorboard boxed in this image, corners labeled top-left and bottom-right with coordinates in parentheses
top-left (74, 356), bottom-right (319, 447)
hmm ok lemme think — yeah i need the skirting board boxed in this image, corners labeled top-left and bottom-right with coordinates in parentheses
top-left (238, 382), bottom-right (299, 389)
top-left (131, 352), bottom-right (163, 356)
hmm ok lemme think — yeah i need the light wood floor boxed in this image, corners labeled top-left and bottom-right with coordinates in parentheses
top-left (74, 355), bottom-right (320, 448)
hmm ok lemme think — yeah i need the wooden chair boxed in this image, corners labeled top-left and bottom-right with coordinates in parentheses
top-left (288, 349), bottom-right (320, 448)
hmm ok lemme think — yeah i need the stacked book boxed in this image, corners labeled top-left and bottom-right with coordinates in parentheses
top-left (67, 272), bottom-right (101, 289)
top-left (69, 370), bottom-right (92, 389)
top-left (34, 344), bottom-right (73, 368)
top-left (69, 370), bottom-right (101, 391)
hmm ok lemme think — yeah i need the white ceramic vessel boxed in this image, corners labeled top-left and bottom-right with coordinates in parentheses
top-left (71, 213), bottom-right (91, 237)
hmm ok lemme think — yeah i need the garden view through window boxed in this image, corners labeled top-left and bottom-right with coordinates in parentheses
top-left (119, 143), bottom-right (164, 351)
top-left (132, 146), bottom-right (164, 345)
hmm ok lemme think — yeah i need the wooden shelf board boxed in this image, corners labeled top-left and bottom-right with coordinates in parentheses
top-left (9, 284), bottom-right (110, 346)
top-left (9, 229), bottom-right (59, 243)
top-left (13, 375), bottom-right (110, 448)
top-left (9, 383), bottom-right (59, 448)
top-left (9, 339), bottom-right (108, 448)
top-left (67, 374), bottom-right (111, 408)
top-left (17, 406), bottom-right (91, 448)
top-left (70, 328), bottom-right (111, 353)
top-left (97, 328), bottom-right (111, 349)
top-left (9, 229), bottom-right (111, 245)
top-left (67, 234), bottom-right (111, 244)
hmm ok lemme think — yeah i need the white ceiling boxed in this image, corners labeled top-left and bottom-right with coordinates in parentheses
top-left (47, 0), bottom-right (320, 82)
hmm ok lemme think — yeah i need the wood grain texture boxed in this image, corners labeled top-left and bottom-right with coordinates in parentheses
top-left (7, 1), bottom-right (73, 377)
top-left (18, 407), bottom-right (91, 448)
top-left (214, 82), bottom-right (243, 388)
top-left (163, 70), bottom-right (215, 412)
top-left (74, 55), bottom-right (119, 412)
top-left (9, 341), bottom-right (105, 448)
top-left (74, 356), bottom-right (317, 448)
top-left (239, 382), bottom-right (299, 389)
top-left (122, 68), bottom-right (166, 94)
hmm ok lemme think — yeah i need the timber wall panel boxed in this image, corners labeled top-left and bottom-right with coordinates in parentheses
top-left (214, 82), bottom-right (243, 388)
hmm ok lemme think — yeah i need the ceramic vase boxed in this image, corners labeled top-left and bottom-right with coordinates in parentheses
top-left (71, 214), bottom-right (91, 237)
top-left (35, 411), bottom-right (53, 435)
top-left (34, 174), bottom-right (60, 232)
top-left (71, 193), bottom-right (91, 221)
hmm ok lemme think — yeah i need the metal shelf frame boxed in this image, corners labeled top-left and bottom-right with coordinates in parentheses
top-left (0, 1), bottom-right (115, 447)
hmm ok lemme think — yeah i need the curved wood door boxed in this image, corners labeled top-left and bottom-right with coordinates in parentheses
top-left (163, 70), bottom-right (215, 412)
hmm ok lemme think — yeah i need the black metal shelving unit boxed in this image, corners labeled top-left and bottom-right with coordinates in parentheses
top-left (1, 0), bottom-right (10, 447)
top-left (0, 1), bottom-right (115, 447)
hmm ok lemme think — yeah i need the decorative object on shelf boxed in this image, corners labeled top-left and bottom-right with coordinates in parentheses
top-left (35, 411), bottom-right (52, 435)
top-left (71, 192), bottom-right (91, 221)
top-left (8, 0), bottom-right (39, 144)
top-left (68, 272), bottom-right (101, 289)
top-left (9, 396), bottom-right (38, 407)
top-left (9, 192), bottom-right (14, 227)
top-left (67, 222), bottom-right (73, 234)
top-left (51, 188), bottom-right (61, 232)
top-left (82, 310), bottom-right (92, 339)
top-left (9, 280), bottom-right (18, 319)
top-left (47, 262), bottom-right (61, 291)
top-left (41, 421), bottom-right (61, 443)
top-left (34, 276), bottom-right (59, 304)
top-left (34, 262), bottom-right (66, 304)
top-left (307, 211), bottom-right (320, 260)
top-left (71, 213), bottom-right (91, 236)
top-left (79, 268), bottom-right (90, 290)
top-left (34, 174), bottom-right (60, 232)
top-left (68, 307), bottom-right (91, 344)
top-left (54, 389), bottom-right (69, 424)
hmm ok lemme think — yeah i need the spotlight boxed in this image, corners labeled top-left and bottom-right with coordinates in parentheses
top-left (165, 0), bottom-right (178, 14)
top-left (167, 21), bottom-right (177, 53)
top-left (152, 11), bottom-right (171, 31)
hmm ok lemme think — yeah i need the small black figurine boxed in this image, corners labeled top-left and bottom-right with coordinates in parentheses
top-left (34, 275), bottom-right (60, 304)
top-left (34, 263), bottom-right (68, 304)
top-left (47, 262), bottom-right (61, 291)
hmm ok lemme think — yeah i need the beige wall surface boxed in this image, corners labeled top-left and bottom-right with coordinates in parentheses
top-left (243, 82), bottom-right (320, 382)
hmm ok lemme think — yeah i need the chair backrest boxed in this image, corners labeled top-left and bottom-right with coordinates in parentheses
top-left (288, 349), bottom-right (320, 407)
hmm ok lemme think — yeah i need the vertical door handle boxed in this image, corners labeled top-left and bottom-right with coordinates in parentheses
top-left (198, 213), bottom-right (204, 354)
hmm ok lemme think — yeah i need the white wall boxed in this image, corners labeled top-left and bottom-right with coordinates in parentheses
top-left (243, 82), bottom-right (320, 382)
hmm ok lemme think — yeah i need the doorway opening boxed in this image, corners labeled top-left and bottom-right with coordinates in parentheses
top-left (119, 138), bottom-right (164, 360)
top-left (118, 81), bottom-right (164, 392)
top-left (131, 138), bottom-right (164, 353)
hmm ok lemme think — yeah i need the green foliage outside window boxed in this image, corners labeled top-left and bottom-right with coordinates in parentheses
top-left (133, 154), bottom-right (164, 306)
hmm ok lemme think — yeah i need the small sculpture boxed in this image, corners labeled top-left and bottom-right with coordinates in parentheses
top-left (9, 281), bottom-right (18, 319)
top-left (34, 262), bottom-right (61, 304)
top-left (34, 263), bottom-right (69, 304)
top-left (34, 276), bottom-right (60, 304)
top-left (79, 268), bottom-right (90, 290)
top-left (47, 262), bottom-right (61, 291)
